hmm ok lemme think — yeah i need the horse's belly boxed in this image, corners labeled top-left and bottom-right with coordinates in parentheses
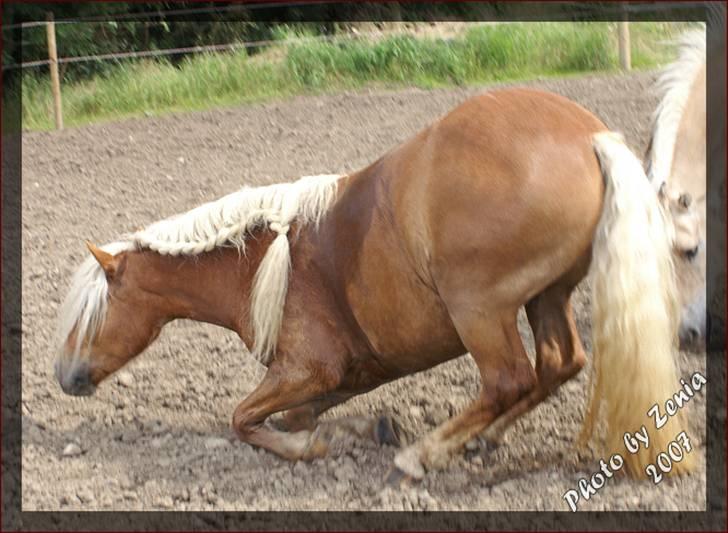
top-left (344, 227), bottom-right (466, 375)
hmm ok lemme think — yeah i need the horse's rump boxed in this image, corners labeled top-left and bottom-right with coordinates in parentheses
top-left (321, 88), bottom-right (607, 371)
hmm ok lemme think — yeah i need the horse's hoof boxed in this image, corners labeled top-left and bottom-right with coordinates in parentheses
top-left (375, 416), bottom-right (402, 447)
top-left (481, 426), bottom-right (505, 449)
top-left (385, 466), bottom-right (419, 488)
top-left (482, 435), bottom-right (502, 451)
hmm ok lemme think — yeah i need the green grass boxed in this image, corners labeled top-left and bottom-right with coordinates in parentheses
top-left (18, 22), bottom-right (697, 131)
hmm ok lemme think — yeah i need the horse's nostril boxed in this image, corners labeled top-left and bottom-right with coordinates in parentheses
top-left (72, 372), bottom-right (88, 388)
top-left (678, 323), bottom-right (704, 352)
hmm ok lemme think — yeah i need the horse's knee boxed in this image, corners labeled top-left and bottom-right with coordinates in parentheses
top-left (231, 402), bottom-right (268, 440)
top-left (486, 360), bottom-right (537, 409)
top-left (231, 411), bottom-right (253, 440)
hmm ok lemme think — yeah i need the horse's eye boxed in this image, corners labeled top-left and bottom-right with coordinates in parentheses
top-left (683, 246), bottom-right (699, 261)
top-left (678, 193), bottom-right (692, 210)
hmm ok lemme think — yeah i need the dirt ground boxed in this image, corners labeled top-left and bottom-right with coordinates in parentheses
top-left (21, 71), bottom-right (706, 512)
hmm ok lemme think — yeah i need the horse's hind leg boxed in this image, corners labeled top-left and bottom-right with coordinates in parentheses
top-left (483, 275), bottom-right (587, 444)
top-left (392, 311), bottom-right (537, 480)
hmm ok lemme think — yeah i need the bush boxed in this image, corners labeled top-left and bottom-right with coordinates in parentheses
top-left (20, 22), bottom-right (694, 130)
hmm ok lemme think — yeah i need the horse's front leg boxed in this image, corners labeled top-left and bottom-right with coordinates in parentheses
top-left (279, 395), bottom-right (403, 447)
top-left (231, 363), bottom-right (341, 461)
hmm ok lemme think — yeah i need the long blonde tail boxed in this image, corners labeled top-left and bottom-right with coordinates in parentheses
top-left (580, 131), bottom-right (693, 477)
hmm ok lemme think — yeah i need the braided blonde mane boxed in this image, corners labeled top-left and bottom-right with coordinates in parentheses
top-left (133, 174), bottom-right (341, 256)
top-left (57, 174), bottom-right (342, 366)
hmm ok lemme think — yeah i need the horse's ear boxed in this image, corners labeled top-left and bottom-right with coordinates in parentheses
top-left (85, 241), bottom-right (117, 277)
top-left (657, 181), bottom-right (669, 208)
top-left (657, 181), bottom-right (666, 198)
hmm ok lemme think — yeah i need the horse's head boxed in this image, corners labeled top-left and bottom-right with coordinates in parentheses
top-left (659, 183), bottom-right (706, 352)
top-left (54, 241), bottom-right (169, 396)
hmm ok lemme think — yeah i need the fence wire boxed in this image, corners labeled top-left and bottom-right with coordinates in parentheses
top-left (2, 28), bottom-right (434, 71)
top-left (2, 1), bottom-right (337, 30)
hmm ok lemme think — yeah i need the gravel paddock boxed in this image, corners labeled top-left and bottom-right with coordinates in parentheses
top-left (21, 71), bottom-right (706, 512)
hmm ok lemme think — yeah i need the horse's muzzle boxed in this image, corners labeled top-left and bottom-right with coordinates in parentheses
top-left (678, 323), bottom-right (706, 353)
top-left (55, 359), bottom-right (97, 396)
top-left (678, 293), bottom-right (707, 353)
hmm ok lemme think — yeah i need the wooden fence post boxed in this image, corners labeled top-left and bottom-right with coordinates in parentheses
top-left (46, 12), bottom-right (63, 130)
top-left (618, 21), bottom-right (631, 71)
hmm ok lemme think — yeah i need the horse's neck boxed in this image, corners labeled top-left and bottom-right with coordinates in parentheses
top-left (132, 243), bottom-right (270, 340)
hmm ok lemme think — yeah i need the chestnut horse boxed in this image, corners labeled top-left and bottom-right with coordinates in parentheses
top-left (646, 28), bottom-right (707, 352)
top-left (55, 88), bottom-right (693, 482)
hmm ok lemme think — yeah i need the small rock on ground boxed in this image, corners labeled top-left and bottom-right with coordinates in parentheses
top-left (62, 443), bottom-right (82, 457)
